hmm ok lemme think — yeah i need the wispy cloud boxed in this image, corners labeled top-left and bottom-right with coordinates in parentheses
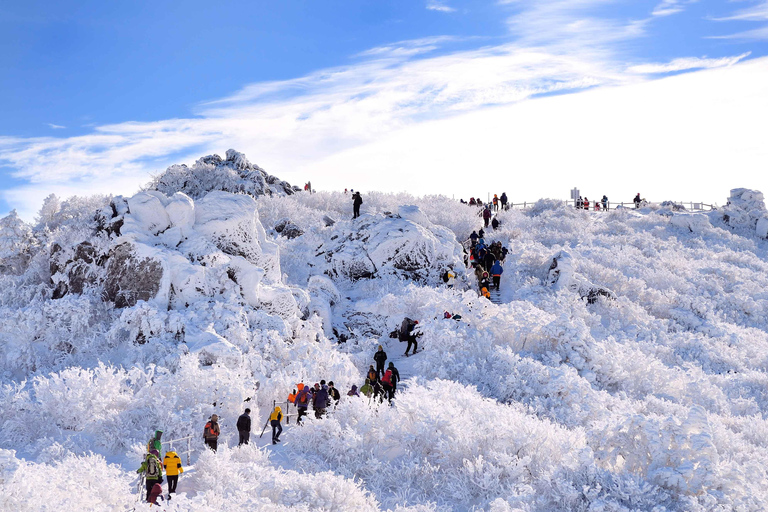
top-left (651, 0), bottom-right (697, 17)
top-left (426, 1), bottom-right (456, 13)
top-left (627, 52), bottom-right (751, 74)
top-left (47, 123), bottom-right (66, 130)
top-left (709, 0), bottom-right (768, 39)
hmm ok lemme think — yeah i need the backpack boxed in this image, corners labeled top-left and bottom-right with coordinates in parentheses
top-left (381, 370), bottom-right (392, 385)
top-left (368, 369), bottom-right (377, 381)
top-left (146, 455), bottom-right (160, 479)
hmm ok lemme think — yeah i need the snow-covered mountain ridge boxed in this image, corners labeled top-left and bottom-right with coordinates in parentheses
top-left (1, 152), bottom-right (768, 511)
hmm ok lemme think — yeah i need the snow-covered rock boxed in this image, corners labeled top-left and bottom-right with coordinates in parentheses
top-left (546, 250), bottom-right (616, 304)
top-left (722, 188), bottom-right (768, 237)
top-left (670, 212), bottom-right (711, 233)
top-left (149, 149), bottom-right (296, 199)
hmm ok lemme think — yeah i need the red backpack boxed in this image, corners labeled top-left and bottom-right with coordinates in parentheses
top-left (381, 370), bottom-right (392, 385)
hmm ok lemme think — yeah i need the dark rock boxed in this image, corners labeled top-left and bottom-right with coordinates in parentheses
top-left (103, 243), bottom-right (164, 308)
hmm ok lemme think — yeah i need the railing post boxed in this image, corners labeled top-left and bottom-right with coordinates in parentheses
top-left (186, 437), bottom-right (191, 466)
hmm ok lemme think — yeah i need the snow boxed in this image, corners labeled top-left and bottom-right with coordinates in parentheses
top-left (2, 151), bottom-right (768, 511)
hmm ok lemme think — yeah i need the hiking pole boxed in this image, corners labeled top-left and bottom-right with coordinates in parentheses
top-left (259, 417), bottom-right (270, 438)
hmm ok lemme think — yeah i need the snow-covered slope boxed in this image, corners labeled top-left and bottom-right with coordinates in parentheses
top-left (2, 159), bottom-right (768, 511)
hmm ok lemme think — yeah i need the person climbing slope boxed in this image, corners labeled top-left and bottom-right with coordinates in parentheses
top-left (295, 385), bottom-right (311, 424)
top-left (146, 430), bottom-right (163, 454)
top-left (136, 449), bottom-right (164, 502)
top-left (399, 317), bottom-right (420, 356)
top-left (163, 450), bottom-right (183, 496)
top-left (381, 367), bottom-right (394, 403)
top-left (500, 192), bottom-right (508, 210)
top-left (483, 207), bottom-right (491, 227)
top-left (313, 382), bottom-right (329, 418)
top-left (374, 345), bottom-right (387, 379)
top-left (270, 406), bottom-right (283, 444)
top-left (490, 260), bottom-right (504, 290)
top-left (387, 361), bottom-right (401, 400)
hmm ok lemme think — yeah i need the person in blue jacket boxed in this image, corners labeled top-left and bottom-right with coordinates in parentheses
top-left (490, 260), bottom-right (504, 290)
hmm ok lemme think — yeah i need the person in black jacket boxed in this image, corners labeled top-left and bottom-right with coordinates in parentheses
top-left (399, 317), bottom-right (419, 356)
top-left (236, 408), bottom-right (251, 446)
top-left (352, 192), bottom-right (363, 219)
top-left (373, 345), bottom-right (387, 378)
top-left (387, 362), bottom-right (400, 397)
top-left (328, 381), bottom-right (341, 405)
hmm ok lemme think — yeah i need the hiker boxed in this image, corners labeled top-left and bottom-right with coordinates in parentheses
top-left (147, 430), bottom-right (163, 453)
top-left (446, 269), bottom-right (456, 288)
top-left (352, 192), bottom-right (363, 219)
top-left (481, 287), bottom-right (491, 299)
top-left (469, 230), bottom-right (478, 244)
top-left (483, 207), bottom-right (491, 227)
top-left (203, 414), bottom-right (220, 452)
top-left (602, 195), bottom-right (608, 210)
top-left (387, 362), bottom-right (400, 399)
top-left (480, 271), bottom-right (491, 290)
top-left (347, 384), bottom-right (360, 397)
top-left (372, 378), bottom-right (385, 403)
top-left (399, 317), bottom-right (420, 356)
top-left (490, 260), bottom-right (504, 290)
top-left (236, 408), bottom-right (251, 446)
top-left (367, 364), bottom-right (378, 383)
top-left (484, 251), bottom-right (495, 274)
top-left (634, 193), bottom-right (641, 208)
top-left (269, 406), bottom-right (283, 445)
top-left (478, 228), bottom-right (485, 239)
top-left (328, 381), bottom-right (341, 404)
top-left (163, 450), bottom-right (183, 496)
top-left (491, 217), bottom-right (499, 230)
top-left (469, 197), bottom-right (476, 206)
top-left (313, 382), bottom-right (329, 418)
top-left (500, 246), bottom-right (508, 262)
top-left (374, 345), bottom-right (387, 378)
top-left (360, 378), bottom-right (373, 398)
top-left (295, 385), bottom-right (311, 424)
top-left (500, 192), bottom-right (508, 210)
top-left (577, 196), bottom-right (583, 209)
top-left (137, 449), bottom-right (164, 502)
top-left (381, 367), bottom-right (394, 403)
top-left (307, 181), bottom-right (312, 194)
top-left (584, 197), bottom-right (590, 210)
top-left (148, 483), bottom-right (164, 505)
top-left (492, 194), bottom-right (499, 211)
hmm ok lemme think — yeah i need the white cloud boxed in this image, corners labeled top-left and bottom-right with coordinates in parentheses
top-left (47, 123), bottom-right (66, 129)
top-left (426, 1), bottom-right (456, 13)
top-left (709, 0), bottom-right (768, 39)
top-left (651, 0), bottom-right (694, 17)
top-left (627, 52), bottom-right (751, 74)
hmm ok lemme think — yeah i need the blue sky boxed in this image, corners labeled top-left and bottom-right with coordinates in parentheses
top-left (1, 0), bottom-right (767, 219)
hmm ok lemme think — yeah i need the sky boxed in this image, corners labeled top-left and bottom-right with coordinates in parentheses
top-left (1, 0), bottom-right (767, 220)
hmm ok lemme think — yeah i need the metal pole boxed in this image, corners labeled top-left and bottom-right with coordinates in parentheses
top-left (186, 437), bottom-right (191, 466)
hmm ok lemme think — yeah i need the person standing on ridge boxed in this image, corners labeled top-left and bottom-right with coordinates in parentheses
top-left (352, 191), bottom-right (363, 219)
top-left (490, 260), bottom-right (504, 290)
top-left (270, 406), bottom-right (283, 444)
top-left (602, 195), bottom-right (608, 210)
top-left (163, 450), bottom-right (183, 497)
top-left (374, 345), bottom-right (387, 379)
top-left (203, 414), bottom-right (220, 452)
top-left (500, 192), bottom-right (508, 210)
top-left (492, 194), bottom-right (499, 211)
top-left (483, 207), bottom-right (491, 227)
top-left (634, 193), bottom-right (641, 208)
top-left (236, 408), bottom-right (251, 446)
top-left (137, 449), bottom-right (164, 502)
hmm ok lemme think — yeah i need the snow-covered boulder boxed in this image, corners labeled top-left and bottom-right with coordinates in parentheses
top-left (165, 192), bottom-right (195, 233)
top-left (670, 213), bottom-right (711, 233)
top-left (722, 188), bottom-right (768, 238)
top-left (124, 192), bottom-right (171, 236)
top-left (149, 149), bottom-right (295, 199)
top-left (185, 328), bottom-right (242, 367)
top-left (103, 243), bottom-right (167, 308)
top-left (320, 206), bottom-right (462, 282)
top-left (195, 191), bottom-right (281, 283)
top-left (547, 250), bottom-right (616, 304)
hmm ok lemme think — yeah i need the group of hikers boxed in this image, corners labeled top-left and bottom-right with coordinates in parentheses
top-left (135, 430), bottom-right (184, 504)
top-left (466, 228), bottom-right (507, 300)
top-left (463, 192), bottom-right (509, 211)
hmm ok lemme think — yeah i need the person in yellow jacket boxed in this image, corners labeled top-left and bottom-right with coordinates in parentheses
top-left (270, 406), bottom-right (283, 445)
top-left (163, 451), bottom-right (184, 496)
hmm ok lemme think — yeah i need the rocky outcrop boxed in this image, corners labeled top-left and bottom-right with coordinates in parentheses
top-left (103, 244), bottom-right (165, 308)
top-left (149, 149), bottom-right (295, 200)
top-left (722, 188), bottom-right (768, 239)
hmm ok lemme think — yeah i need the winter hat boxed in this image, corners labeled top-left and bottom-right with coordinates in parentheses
top-left (211, 414), bottom-right (218, 421)
top-left (351, 385), bottom-right (358, 391)
top-left (378, 345), bottom-right (382, 349)
top-left (414, 320), bottom-right (419, 324)
top-left (328, 381), bottom-right (334, 387)
top-left (388, 362), bottom-right (394, 368)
